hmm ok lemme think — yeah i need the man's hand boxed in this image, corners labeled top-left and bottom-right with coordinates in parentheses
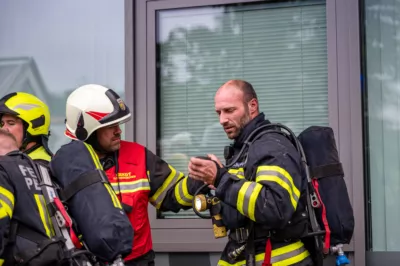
top-left (188, 154), bottom-right (222, 187)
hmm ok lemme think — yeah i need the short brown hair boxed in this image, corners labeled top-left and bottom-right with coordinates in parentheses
top-left (221, 79), bottom-right (258, 103)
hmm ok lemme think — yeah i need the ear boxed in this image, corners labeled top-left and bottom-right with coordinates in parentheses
top-left (248, 98), bottom-right (258, 114)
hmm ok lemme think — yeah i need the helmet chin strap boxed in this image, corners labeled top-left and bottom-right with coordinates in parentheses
top-left (85, 130), bottom-right (109, 156)
top-left (20, 122), bottom-right (36, 151)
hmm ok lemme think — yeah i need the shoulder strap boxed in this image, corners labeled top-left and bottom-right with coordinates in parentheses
top-left (59, 169), bottom-right (108, 201)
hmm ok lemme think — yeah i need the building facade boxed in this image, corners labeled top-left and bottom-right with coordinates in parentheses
top-left (0, 0), bottom-right (398, 265)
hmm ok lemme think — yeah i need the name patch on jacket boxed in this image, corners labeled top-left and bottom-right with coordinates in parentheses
top-left (112, 172), bottom-right (137, 180)
top-left (19, 164), bottom-right (41, 192)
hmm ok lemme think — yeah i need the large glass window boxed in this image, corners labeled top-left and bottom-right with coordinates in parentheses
top-left (364, 0), bottom-right (400, 252)
top-left (156, 0), bottom-right (328, 218)
top-left (0, 0), bottom-right (125, 152)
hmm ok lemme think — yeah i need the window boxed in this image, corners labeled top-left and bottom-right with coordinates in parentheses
top-left (156, 0), bottom-right (328, 218)
top-left (364, 0), bottom-right (400, 252)
top-left (0, 0), bottom-right (125, 152)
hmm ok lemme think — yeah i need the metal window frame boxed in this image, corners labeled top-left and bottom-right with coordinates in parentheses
top-left (126, 0), bottom-right (363, 264)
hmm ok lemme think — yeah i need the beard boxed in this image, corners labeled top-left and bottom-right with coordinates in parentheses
top-left (226, 107), bottom-right (251, 139)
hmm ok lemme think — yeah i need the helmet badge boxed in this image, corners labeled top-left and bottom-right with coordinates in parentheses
top-left (117, 98), bottom-right (126, 111)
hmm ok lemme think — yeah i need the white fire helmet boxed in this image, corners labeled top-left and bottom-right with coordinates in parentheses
top-left (64, 84), bottom-right (131, 141)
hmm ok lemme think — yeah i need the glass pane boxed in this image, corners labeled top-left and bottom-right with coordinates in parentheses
top-left (364, 0), bottom-right (400, 251)
top-left (0, 0), bottom-right (125, 153)
top-left (156, 0), bottom-right (328, 219)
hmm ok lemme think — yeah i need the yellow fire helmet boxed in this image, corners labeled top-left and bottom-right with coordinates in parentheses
top-left (0, 92), bottom-right (51, 147)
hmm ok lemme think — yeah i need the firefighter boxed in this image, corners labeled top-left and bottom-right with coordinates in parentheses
top-left (0, 92), bottom-right (53, 165)
top-left (0, 129), bottom-right (65, 265)
top-left (188, 80), bottom-right (313, 266)
top-left (62, 84), bottom-right (207, 266)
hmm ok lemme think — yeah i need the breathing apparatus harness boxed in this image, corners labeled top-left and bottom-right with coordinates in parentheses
top-left (5, 151), bottom-right (126, 266)
top-left (192, 123), bottom-right (325, 266)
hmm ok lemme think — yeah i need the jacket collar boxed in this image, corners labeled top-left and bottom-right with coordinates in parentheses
top-left (233, 112), bottom-right (270, 148)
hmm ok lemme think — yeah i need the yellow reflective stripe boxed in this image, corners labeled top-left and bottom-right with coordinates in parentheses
top-left (0, 258), bottom-right (4, 266)
top-left (217, 241), bottom-right (309, 266)
top-left (174, 177), bottom-right (193, 206)
top-left (228, 168), bottom-right (245, 179)
top-left (237, 181), bottom-right (251, 215)
top-left (83, 143), bottom-right (102, 170)
top-left (256, 165), bottom-right (300, 210)
top-left (34, 194), bottom-right (53, 237)
top-left (0, 186), bottom-right (14, 218)
top-left (111, 179), bottom-right (151, 194)
top-left (104, 183), bottom-right (122, 209)
top-left (150, 165), bottom-right (184, 209)
top-left (237, 181), bottom-right (263, 221)
top-left (248, 183), bottom-right (263, 221)
top-left (272, 249), bottom-right (310, 265)
top-left (0, 209), bottom-right (7, 219)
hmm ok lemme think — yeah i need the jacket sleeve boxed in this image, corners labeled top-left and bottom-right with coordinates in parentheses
top-left (146, 149), bottom-right (207, 212)
top-left (215, 133), bottom-right (304, 229)
top-left (0, 169), bottom-right (14, 256)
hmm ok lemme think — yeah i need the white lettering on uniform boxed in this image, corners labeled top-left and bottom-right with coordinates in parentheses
top-left (19, 165), bottom-right (41, 192)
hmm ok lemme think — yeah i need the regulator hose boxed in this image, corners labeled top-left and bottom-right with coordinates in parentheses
top-left (192, 123), bottom-right (298, 219)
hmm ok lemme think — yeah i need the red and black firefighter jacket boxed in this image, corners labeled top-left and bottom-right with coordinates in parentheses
top-left (215, 113), bottom-right (313, 266)
top-left (100, 141), bottom-right (206, 262)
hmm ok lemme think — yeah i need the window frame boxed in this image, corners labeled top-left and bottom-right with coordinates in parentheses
top-left (127, 0), bottom-right (363, 263)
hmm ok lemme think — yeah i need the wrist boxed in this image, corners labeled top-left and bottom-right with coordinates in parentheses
top-left (213, 162), bottom-right (227, 188)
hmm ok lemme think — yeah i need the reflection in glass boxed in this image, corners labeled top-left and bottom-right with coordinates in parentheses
top-left (364, 0), bottom-right (400, 252)
top-left (0, 0), bottom-right (125, 153)
top-left (156, 0), bottom-right (328, 218)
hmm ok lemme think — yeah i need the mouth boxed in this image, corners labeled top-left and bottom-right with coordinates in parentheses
top-left (224, 126), bottom-right (234, 132)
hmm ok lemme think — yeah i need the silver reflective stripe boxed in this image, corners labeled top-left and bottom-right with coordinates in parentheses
top-left (12, 103), bottom-right (40, 111)
top-left (0, 193), bottom-right (13, 209)
top-left (270, 245), bottom-right (308, 263)
top-left (177, 179), bottom-right (192, 204)
top-left (153, 171), bottom-right (181, 206)
top-left (257, 170), bottom-right (299, 202)
top-left (242, 182), bottom-right (257, 217)
top-left (111, 180), bottom-right (150, 193)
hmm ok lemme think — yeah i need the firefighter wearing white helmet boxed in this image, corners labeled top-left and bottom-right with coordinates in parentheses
top-left (0, 92), bottom-right (53, 164)
top-left (61, 84), bottom-right (207, 266)
top-left (64, 84), bottom-right (131, 147)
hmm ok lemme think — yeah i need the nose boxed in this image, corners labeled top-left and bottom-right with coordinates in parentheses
top-left (1, 124), bottom-right (10, 132)
top-left (114, 125), bottom-right (122, 134)
top-left (219, 114), bottom-right (229, 125)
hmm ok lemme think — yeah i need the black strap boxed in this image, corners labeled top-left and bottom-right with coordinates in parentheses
top-left (244, 222), bottom-right (256, 266)
top-left (311, 163), bottom-right (343, 179)
top-left (1, 220), bottom-right (19, 265)
top-left (2, 222), bottom-right (59, 265)
top-left (122, 203), bottom-right (133, 213)
top-left (61, 169), bottom-right (107, 201)
top-left (16, 223), bottom-right (48, 244)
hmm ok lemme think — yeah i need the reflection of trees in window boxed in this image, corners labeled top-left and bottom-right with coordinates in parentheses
top-left (0, 57), bottom-right (70, 152)
top-left (364, 0), bottom-right (400, 251)
top-left (157, 2), bottom-right (328, 166)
